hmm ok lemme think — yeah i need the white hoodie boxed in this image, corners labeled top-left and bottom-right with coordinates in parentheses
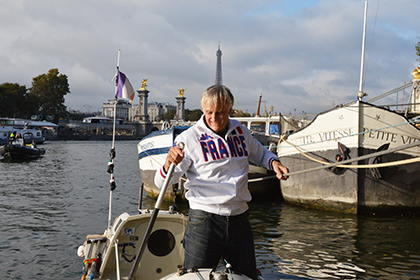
top-left (154, 115), bottom-right (278, 216)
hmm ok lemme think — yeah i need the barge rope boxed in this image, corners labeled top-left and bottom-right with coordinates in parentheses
top-left (278, 135), bottom-right (420, 176)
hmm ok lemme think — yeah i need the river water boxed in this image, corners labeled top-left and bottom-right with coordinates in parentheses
top-left (1, 140), bottom-right (419, 279)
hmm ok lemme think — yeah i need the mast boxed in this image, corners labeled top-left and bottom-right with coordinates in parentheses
top-left (107, 49), bottom-right (120, 230)
top-left (256, 94), bottom-right (262, 116)
top-left (357, 0), bottom-right (368, 101)
top-left (356, 1), bottom-right (369, 210)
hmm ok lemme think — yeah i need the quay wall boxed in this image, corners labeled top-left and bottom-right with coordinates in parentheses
top-left (55, 120), bottom-right (196, 140)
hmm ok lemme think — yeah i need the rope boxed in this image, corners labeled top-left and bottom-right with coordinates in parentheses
top-left (279, 135), bottom-right (327, 165)
top-left (290, 157), bottom-right (420, 176)
top-left (142, 149), bottom-right (165, 166)
top-left (277, 136), bottom-right (420, 176)
top-left (273, 118), bottom-right (420, 151)
top-left (283, 157), bottom-right (420, 177)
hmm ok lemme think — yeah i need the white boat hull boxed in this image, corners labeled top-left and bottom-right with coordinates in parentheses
top-left (78, 210), bottom-right (260, 280)
top-left (138, 127), bottom-right (189, 201)
top-left (277, 101), bottom-right (420, 214)
top-left (79, 211), bottom-right (187, 280)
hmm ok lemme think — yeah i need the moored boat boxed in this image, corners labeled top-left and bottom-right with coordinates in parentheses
top-left (276, 1), bottom-right (420, 214)
top-left (137, 124), bottom-right (191, 201)
top-left (277, 94), bottom-right (420, 214)
top-left (0, 117), bottom-right (55, 143)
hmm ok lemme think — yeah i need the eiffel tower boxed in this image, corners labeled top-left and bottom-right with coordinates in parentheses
top-left (215, 44), bottom-right (223, 85)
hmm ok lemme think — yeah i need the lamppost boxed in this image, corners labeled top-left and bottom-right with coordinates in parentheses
top-left (84, 104), bottom-right (91, 114)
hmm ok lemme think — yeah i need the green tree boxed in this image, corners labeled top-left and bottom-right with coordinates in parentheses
top-left (163, 108), bottom-right (176, 121)
top-left (23, 93), bottom-right (42, 118)
top-left (416, 37), bottom-right (420, 62)
top-left (185, 109), bottom-right (203, 121)
top-left (0, 83), bottom-right (29, 118)
top-left (28, 68), bottom-right (70, 122)
top-left (68, 112), bottom-right (84, 121)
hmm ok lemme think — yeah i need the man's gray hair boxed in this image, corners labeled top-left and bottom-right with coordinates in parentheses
top-left (200, 85), bottom-right (234, 111)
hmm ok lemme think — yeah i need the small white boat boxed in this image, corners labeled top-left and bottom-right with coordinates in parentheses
top-left (137, 124), bottom-right (191, 201)
top-left (78, 210), bottom-right (261, 280)
top-left (78, 209), bottom-right (187, 280)
top-left (0, 126), bottom-right (45, 145)
top-left (0, 117), bottom-right (55, 144)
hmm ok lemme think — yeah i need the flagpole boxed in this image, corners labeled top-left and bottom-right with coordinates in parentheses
top-left (107, 49), bottom-right (121, 230)
top-left (113, 49), bottom-right (120, 149)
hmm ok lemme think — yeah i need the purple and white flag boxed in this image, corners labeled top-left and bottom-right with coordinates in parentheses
top-left (115, 70), bottom-right (135, 103)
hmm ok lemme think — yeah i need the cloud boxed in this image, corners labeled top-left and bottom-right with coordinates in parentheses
top-left (0, 0), bottom-right (418, 115)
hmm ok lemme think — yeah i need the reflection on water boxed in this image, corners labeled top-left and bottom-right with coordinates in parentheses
top-left (0, 141), bottom-right (419, 279)
top-left (250, 202), bottom-right (364, 279)
top-left (355, 216), bottom-right (420, 279)
top-left (249, 201), bottom-right (420, 279)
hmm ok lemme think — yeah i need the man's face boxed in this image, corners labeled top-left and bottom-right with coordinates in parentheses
top-left (202, 100), bottom-right (231, 133)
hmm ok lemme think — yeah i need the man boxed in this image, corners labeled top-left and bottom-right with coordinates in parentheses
top-left (8, 131), bottom-right (16, 144)
top-left (154, 85), bottom-right (289, 280)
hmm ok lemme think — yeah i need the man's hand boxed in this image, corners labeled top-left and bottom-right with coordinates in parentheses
top-left (164, 145), bottom-right (185, 173)
top-left (272, 160), bottom-right (289, 180)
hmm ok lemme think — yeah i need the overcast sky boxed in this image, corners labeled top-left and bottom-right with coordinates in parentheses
top-left (1, 0), bottom-right (419, 116)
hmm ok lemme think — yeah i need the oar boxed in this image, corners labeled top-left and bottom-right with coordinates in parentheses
top-left (128, 142), bottom-right (184, 280)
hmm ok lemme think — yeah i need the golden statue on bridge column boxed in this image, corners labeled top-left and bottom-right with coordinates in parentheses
top-left (140, 79), bottom-right (148, 90)
top-left (412, 67), bottom-right (420, 80)
top-left (178, 88), bottom-right (185, 97)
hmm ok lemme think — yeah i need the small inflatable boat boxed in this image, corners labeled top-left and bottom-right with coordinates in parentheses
top-left (0, 142), bottom-right (46, 160)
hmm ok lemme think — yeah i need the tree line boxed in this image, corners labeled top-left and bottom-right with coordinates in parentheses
top-left (0, 68), bottom-right (69, 123)
top-left (163, 108), bottom-right (204, 122)
top-left (0, 68), bottom-right (203, 123)
top-left (0, 66), bottom-right (204, 123)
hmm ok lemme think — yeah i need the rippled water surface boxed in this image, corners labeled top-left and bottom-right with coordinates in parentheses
top-left (1, 140), bottom-right (419, 279)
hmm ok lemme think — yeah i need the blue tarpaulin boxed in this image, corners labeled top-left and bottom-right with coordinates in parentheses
top-left (269, 124), bottom-right (279, 134)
